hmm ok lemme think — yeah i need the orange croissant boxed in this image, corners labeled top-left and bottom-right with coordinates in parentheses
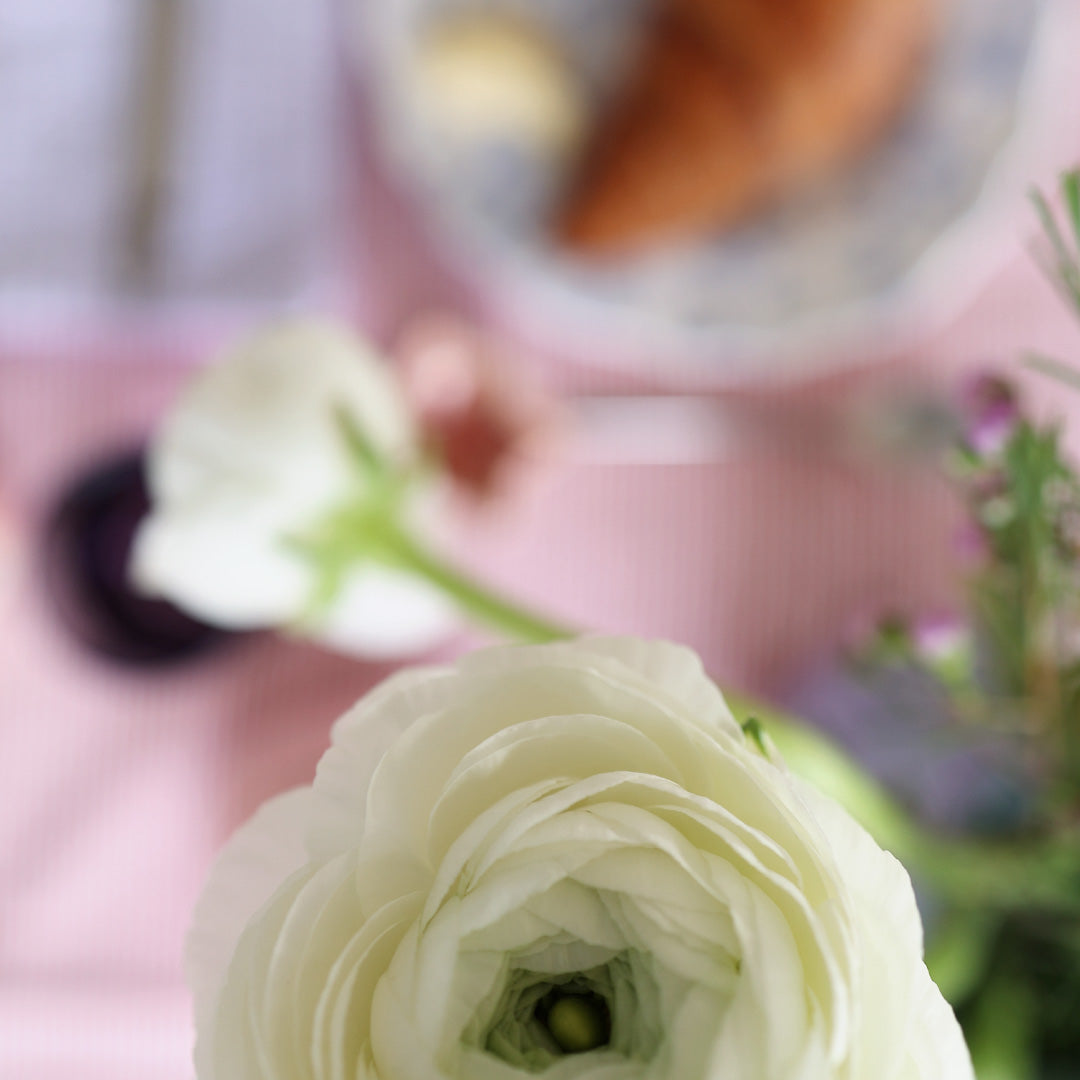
top-left (557, 0), bottom-right (934, 254)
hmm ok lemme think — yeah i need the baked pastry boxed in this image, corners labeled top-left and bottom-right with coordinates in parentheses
top-left (413, 13), bottom-right (586, 158)
top-left (556, 0), bottom-right (934, 253)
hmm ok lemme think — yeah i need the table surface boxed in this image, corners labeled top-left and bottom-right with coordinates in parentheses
top-left (5, 47), bottom-right (1080, 1080)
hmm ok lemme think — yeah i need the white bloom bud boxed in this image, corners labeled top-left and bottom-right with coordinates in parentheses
top-left (132, 321), bottom-right (456, 658)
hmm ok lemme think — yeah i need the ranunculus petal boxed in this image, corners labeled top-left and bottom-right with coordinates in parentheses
top-left (359, 660), bottom-right (749, 867)
top-left (456, 637), bottom-right (743, 742)
top-left (258, 854), bottom-right (361, 1079)
top-left (790, 778), bottom-right (949, 1080)
top-left (315, 568), bottom-right (457, 660)
top-left (132, 513), bottom-right (312, 628)
top-left (900, 962), bottom-right (976, 1080)
top-left (150, 322), bottom-right (415, 516)
top-left (186, 789), bottom-right (313, 1037)
top-left (307, 664), bottom-right (456, 860)
top-left (312, 892), bottom-right (422, 1080)
top-left (200, 866), bottom-right (314, 1080)
top-left (425, 713), bottom-right (688, 862)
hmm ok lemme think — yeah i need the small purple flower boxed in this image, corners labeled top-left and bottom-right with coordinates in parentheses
top-left (960, 373), bottom-right (1020, 458)
top-left (912, 613), bottom-right (972, 678)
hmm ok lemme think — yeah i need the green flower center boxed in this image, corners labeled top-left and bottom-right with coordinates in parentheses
top-left (476, 951), bottom-right (662, 1073)
top-left (537, 988), bottom-right (611, 1054)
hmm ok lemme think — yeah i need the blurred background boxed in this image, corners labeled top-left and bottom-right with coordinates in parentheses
top-left (3, 0), bottom-right (1080, 1076)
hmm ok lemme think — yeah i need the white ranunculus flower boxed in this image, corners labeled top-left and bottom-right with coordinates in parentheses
top-left (131, 321), bottom-right (456, 658)
top-left (187, 637), bottom-right (972, 1080)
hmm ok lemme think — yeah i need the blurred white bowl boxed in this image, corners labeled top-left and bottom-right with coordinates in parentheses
top-left (355, 0), bottom-right (1072, 383)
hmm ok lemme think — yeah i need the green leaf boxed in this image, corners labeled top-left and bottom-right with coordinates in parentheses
top-left (1031, 186), bottom-right (1073, 272)
top-left (1064, 169), bottom-right (1080, 249)
top-left (1024, 352), bottom-right (1080, 393)
top-left (1031, 177), bottom-right (1080, 314)
top-left (741, 717), bottom-right (768, 755)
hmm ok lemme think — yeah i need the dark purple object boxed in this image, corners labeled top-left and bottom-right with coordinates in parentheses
top-left (44, 448), bottom-right (230, 666)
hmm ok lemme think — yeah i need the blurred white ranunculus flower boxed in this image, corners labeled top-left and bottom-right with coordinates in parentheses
top-left (187, 637), bottom-right (972, 1080)
top-left (131, 321), bottom-right (457, 658)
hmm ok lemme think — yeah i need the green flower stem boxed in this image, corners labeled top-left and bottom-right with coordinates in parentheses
top-left (294, 491), bottom-right (575, 643)
top-left (387, 528), bottom-right (576, 645)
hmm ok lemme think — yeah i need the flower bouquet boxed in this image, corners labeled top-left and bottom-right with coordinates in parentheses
top-left (127, 173), bottom-right (1080, 1080)
top-left (129, 319), bottom-right (977, 1077)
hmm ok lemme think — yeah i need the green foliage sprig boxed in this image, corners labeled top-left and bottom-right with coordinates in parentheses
top-left (846, 170), bottom-right (1080, 1079)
